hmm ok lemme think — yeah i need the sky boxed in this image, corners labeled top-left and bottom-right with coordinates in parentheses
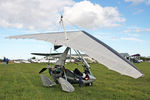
top-left (0, 0), bottom-right (150, 59)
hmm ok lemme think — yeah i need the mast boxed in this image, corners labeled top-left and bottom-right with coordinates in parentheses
top-left (60, 15), bottom-right (68, 40)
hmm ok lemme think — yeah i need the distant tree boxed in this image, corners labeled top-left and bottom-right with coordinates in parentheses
top-left (0, 59), bottom-right (2, 62)
top-left (140, 57), bottom-right (150, 61)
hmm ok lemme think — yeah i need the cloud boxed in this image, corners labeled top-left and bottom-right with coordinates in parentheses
top-left (124, 0), bottom-right (150, 5)
top-left (147, 0), bottom-right (150, 4)
top-left (63, 1), bottom-right (125, 29)
top-left (120, 37), bottom-right (143, 42)
top-left (0, 0), bottom-right (74, 30)
top-left (125, 0), bottom-right (144, 4)
top-left (133, 9), bottom-right (144, 15)
top-left (0, 0), bottom-right (125, 30)
top-left (96, 35), bottom-right (143, 42)
top-left (124, 27), bottom-right (150, 33)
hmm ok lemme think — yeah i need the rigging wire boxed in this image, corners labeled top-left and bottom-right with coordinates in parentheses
top-left (63, 17), bottom-right (82, 31)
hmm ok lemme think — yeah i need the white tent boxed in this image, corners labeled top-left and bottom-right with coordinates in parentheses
top-left (7, 31), bottom-right (144, 78)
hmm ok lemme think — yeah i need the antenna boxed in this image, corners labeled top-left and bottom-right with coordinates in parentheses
top-left (60, 15), bottom-right (68, 40)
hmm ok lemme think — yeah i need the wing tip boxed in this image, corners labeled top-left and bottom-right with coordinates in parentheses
top-left (130, 73), bottom-right (144, 79)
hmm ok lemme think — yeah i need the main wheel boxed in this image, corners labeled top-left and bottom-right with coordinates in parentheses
top-left (85, 82), bottom-right (93, 86)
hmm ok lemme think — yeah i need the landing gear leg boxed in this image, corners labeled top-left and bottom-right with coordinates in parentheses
top-left (78, 76), bottom-right (83, 87)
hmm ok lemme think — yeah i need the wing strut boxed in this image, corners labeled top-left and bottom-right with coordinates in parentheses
top-left (74, 49), bottom-right (93, 75)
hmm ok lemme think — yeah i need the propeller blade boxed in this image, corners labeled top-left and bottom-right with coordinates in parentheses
top-left (39, 68), bottom-right (47, 74)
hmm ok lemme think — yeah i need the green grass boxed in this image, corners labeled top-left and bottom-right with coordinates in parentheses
top-left (0, 62), bottom-right (150, 100)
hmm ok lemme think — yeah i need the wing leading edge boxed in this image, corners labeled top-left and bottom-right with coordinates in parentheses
top-left (7, 31), bottom-right (144, 78)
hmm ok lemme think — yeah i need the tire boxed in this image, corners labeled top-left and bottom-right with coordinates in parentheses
top-left (85, 82), bottom-right (93, 86)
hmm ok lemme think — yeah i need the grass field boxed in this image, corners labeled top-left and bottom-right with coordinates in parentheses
top-left (0, 62), bottom-right (150, 100)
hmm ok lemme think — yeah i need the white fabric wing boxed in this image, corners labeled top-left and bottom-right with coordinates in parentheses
top-left (8, 31), bottom-right (144, 78)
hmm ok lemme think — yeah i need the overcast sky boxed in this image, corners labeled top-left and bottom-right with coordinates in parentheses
top-left (0, 0), bottom-right (150, 59)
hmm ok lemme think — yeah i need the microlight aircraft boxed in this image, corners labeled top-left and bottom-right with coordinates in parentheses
top-left (7, 16), bottom-right (144, 92)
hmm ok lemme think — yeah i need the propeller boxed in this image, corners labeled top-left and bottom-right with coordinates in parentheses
top-left (39, 68), bottom-right (47, 74)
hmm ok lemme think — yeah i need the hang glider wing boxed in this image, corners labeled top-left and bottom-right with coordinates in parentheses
top-left (7, 31), bottom-right (144, 78)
